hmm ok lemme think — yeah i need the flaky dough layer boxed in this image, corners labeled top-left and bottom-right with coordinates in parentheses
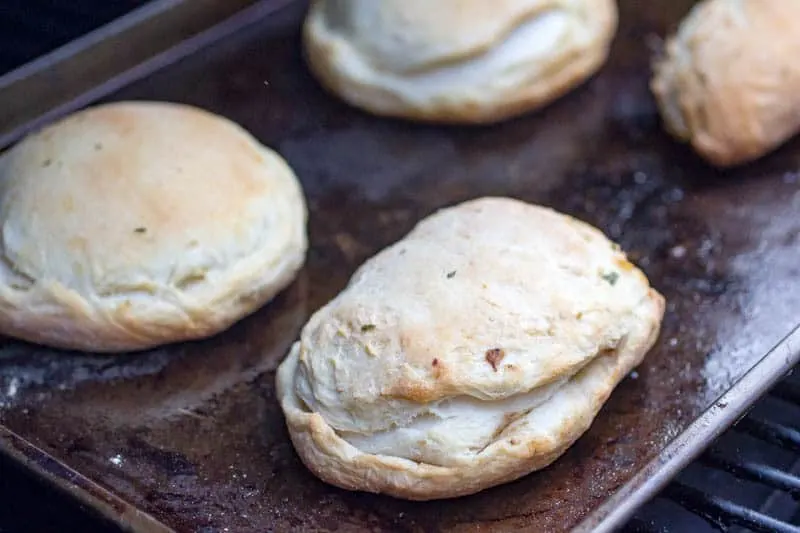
top-left (277, 197), bottom-right (664, 500)
top-left (652, 0), bottom-right (800, 167)
top-left (0, 101), bottom-right (307, 352)
top-left (303, 0), bottom-right (618, 124)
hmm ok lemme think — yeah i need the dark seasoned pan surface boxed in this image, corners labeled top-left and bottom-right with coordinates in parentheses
top-left (1, 1), bottom-right (799, 531)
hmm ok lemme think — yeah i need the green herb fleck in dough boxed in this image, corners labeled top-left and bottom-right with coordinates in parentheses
top-left (134, 227), bottom-right (147, 234)
top-left (447, 271), bottom-right (456, 279)
top-left (361, 324), bottom-right (376, 332)
top-left (601, 271), bottom-right (619, 286)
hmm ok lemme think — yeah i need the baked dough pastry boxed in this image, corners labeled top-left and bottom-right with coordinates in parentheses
top-left (651, 0), bottom-right (800, 167)
top-left (303, 0), bottom-right (618, 123)
top-left (0, 101), bottom-right (307, 352)
top-left (277, 197), bottom-right (664, 500)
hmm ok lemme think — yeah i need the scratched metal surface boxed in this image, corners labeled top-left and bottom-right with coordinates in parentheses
top-left (0, 1), bottom-right (799, 531)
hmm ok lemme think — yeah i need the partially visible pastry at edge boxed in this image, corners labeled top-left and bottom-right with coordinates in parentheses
top-left (651, 0), bottom-right (800, 167)
top-left (303, 0), bottom-right (618, 123)
top-left (0, 101), bottom-right (307, 352)
top-left (277, 197), bottom-right (664, 500)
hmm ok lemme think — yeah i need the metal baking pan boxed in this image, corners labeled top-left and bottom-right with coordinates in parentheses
top-left (0, 1), bottom-right (798, 531)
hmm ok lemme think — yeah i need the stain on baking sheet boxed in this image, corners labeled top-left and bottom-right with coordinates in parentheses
top-left (1, 0), bottom-right (799, 531)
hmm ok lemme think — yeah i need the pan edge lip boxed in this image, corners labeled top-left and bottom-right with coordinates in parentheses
top-left (0, 425), bottom-right (174, 533)
top-left (572, 322), bottom-right (800, 533)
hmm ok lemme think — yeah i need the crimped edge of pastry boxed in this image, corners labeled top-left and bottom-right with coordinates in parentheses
top-left (276, 288), bottom-right (663, 500)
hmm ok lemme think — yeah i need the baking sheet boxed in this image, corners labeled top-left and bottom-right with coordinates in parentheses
top-left (1, 1), bottom-right (799, 531)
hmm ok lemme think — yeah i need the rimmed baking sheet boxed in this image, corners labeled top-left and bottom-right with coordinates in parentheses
top-left (1, 1), bottom-right (798, 531)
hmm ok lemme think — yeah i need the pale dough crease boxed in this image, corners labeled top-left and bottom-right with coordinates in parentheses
top-left (303, 0), bottom-right (618, 123)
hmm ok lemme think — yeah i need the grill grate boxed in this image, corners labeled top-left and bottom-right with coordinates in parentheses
top-left (663, 482), bottom-right (798, 533)
top-left (700, 451), bottom-right (800, 499)
top-left (738, 418), bottom-right (800, 453)
top-left (629, 369), bottom-right (800, 533)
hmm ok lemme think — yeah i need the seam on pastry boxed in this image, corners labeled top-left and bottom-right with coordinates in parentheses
top-left (293, 341), bottom-right (621, 467)
top-left (321, 7), bottom-right (577, 85)
top-left (369, 6), bottom-right (568, 76)
top-left (472, 344), bottom-right (622, 456)
top-left (320, 0), bottom-right (570, 76)
top-left (0, 251), bottom-right (34, 291)
top-left (525, 43), bottom-right (584, 85)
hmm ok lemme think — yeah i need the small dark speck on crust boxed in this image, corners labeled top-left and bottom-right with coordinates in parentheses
top-left (134, 227), bottom-right (147, 234)
top-left (485, 348), bottom-right (505, 372)
top-left (447, 270), bottom-right (456, 279)
top-left (509, 439), bottom-right (519, 446)
top-left (42, 159), bottom-right (52, 167)
top-left (94, 143), bottom-right (103, 151)
top-left (361, 324), bottom-right (376, 332)
top-left (601, 271), bottom-right (620, 286)
top-left (432, 358), bottom-right (439, 367)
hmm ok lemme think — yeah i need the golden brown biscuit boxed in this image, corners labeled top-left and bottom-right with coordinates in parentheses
top-left (303, 0), bottom-right (618, 123)
top-left (277, 197), bottom-right (664, 500)
top-left (0, 101), bottom-right (307, 352)
top-left (652, 0), bottom-right (800, 167)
